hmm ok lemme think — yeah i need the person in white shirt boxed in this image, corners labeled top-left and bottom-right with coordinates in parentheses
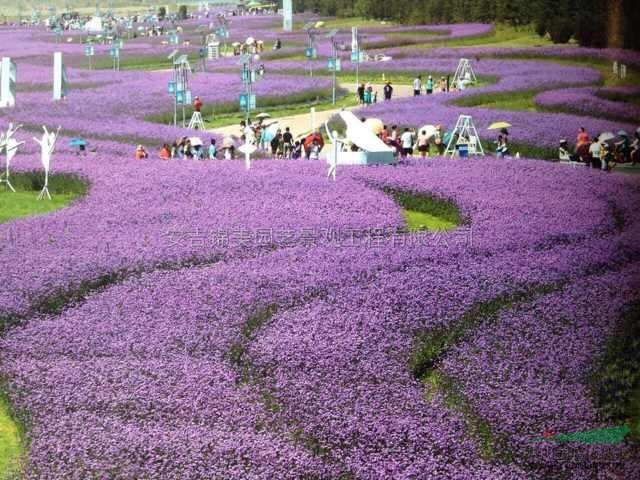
top-left (400, 128), bottom-right (414, 157)
top-left (588, 137), bottom-right (602, 169)
top-left (413, 76), bottom-right (422, 96)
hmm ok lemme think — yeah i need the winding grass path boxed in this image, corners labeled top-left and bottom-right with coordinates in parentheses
top-left (0, 395), bottom-right (23, 480)
top-left (0, 172), bottom-right (88, 224)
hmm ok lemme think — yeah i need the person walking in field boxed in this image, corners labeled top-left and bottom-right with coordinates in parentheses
top-left (400, 128), bottom-right (415, 157)
top-left (383, 81), bottom-right (393, 101)
top-left (208, 138), bottom-right (217, 159)
top-left (283, 127), bottom-right (293, 158)
top-left (357, 83), bottom-right (365, 104)
top-left (426, 75), bottom-right (434, 94)
top-left (413, 75), bottom-right (422, 96)
top-left (417, 130), bottom-right (430, 157)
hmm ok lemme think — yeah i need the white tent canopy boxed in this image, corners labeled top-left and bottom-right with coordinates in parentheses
top-left (84, 16), bottom-right (103, 34)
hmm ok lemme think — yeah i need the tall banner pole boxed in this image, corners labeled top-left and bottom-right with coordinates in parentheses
top-left (283, 0), bottom-right (292, 32)
top-left (352, 27), bottom-right (359, 88)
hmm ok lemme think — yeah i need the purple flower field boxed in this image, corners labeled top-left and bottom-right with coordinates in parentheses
top-left (0, 12), bottom-right (639, 480)
top-left (535, 85), bottom-right (640, 123)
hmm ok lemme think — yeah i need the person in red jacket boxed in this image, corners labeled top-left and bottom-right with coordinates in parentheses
top-left (159, 144), bottom-right (171, 160)
top-left (193, 96), bottom-right (203, 112)
top-left (576, 126), bottom-right (589, 148)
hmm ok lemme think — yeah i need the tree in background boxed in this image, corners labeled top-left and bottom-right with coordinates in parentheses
top-left (178, 5), bottom-right (188, 20)
top-left (622, 0), bottom-right (640, 49)
top-left (574, 0), bottom-right (608, 48)
top-left (158, 6), bottom-right (166, 21)
top-left (292, 0), bottom-right (637, 49)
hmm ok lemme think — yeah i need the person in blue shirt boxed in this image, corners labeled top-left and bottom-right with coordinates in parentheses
top-left (208, 138), bottom-right (217, 159)
top-left (426, 75), bottom-right (434, 94)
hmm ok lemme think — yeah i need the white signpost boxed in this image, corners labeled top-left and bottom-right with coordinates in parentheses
top-left (0, 57), bottom-right (16, 108)
top-left (33, 126), bottom-right (60, 200)
top-left (207, 42), bottom-right (220, 60)
top-left (283, 0), bottom-right (292, 32)
top-left (53, 52), bottom-right (68, 101)
top-left (0, 123), bottom-right (23, 192)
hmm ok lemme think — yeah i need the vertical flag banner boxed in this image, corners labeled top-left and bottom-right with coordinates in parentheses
top-left (53, 52), bottom-right (68, 100)
top-left (283, 0), bottom-right (292, 32)
top-left (0, 57), bottom-right (16, 108)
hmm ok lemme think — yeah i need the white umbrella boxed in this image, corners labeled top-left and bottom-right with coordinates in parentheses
top-left (255, 112), bottom-right (271, 119)
top-left (418, 125), bottom-right (437, 140)
top-left (189, 137), bottom-right (203, 147)
top-left (598, 132), bottom-right (615, 143)
top-left (245, 36), bottom-right (255, 45)
top-left (222, 136), bottom-right (234, 148)
top-left (364, 118), bottom-right (384, 135)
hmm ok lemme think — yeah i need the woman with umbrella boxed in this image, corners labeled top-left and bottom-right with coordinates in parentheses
top-left (69, 138), bottom-right (87, 155)
top-left (221, 137), bottom-right (235, 160)
top-left (488, 122), bottom-right (511, 157)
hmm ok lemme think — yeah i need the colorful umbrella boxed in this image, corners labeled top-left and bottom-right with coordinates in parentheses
top-left (488, 121), bottom-right (512, 130)
top-left (261, 123), bottom-right (280, 143)
top-left (68, 138), bottom-right (87, 147)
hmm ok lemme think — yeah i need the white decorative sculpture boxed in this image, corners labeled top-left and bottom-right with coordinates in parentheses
top-left (323, 125), bottom-right (347, 181)
top-left (237, 142), bottom-right (257, 170)
top-left (324, 111), bottom-right (394, 169)
top-left (0, 123), bottom-right (24, 192)
top-left (33, 125), bottom-right (60, 200)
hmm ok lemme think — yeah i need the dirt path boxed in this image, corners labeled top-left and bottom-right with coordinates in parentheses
top-left (208, 82), bottom-right (416, 139)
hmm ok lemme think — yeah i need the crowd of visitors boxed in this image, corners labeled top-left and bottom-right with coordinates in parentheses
top-left (412, 75), bottom-right (453, 95)
top-left (558, 126), bottom-right (639, 170)
top-left (136, 137), bottom-right (220, 160)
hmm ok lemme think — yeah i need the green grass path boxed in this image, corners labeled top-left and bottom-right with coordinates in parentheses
top-left (0, 190), bottom-right (79, 224)
top-left (0, 396), bottom-right (23, 479)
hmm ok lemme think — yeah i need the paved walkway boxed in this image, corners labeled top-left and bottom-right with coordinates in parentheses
top-left (208, 82), bottom-right (415, 139)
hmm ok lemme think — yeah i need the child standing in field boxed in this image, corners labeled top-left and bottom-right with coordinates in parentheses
top-left (309, 140), bottom-right (320, 160)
